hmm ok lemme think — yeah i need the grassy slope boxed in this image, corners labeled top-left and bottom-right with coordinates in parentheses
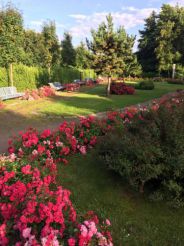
top-left (57, 151), bottom-right (184, 246)
top-left (3, 82), bottom-right (184, 118)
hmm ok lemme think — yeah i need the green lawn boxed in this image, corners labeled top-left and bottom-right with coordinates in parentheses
top-left (3, 82), bottom-right (184, 118)
top-left (57, 151), bottom-right (184, 246)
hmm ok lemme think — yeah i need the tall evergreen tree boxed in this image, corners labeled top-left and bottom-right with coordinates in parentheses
top-left (155, 4), bottom-right (184, 75)
top-left (87, 14), bottom-right (139, 96)
top-left (61, 32), bottom-right (76, 66)
top-left (42, 21), bottom-right (60, 77)
top-left (137, 11), bottom-right (158, 75)
top-left (0, 4), bottom-right (24, 85)
top-left (75, 42), bottom-right (91, 69)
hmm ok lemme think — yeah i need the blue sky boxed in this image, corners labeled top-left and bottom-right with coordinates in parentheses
top-left (1, 0), bottom-right (184, 48)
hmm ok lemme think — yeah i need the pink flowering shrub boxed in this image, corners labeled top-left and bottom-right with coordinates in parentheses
top-left (110, 82), bottom-right (135, 95)
top-left (0, 101), bottom-right (5, 110)
top-left (0, 160), bottom-right (113, 245)
top-left (65, 83), bottom-right (80, 92)
top-left (21, 86), bottom-right (55, 100)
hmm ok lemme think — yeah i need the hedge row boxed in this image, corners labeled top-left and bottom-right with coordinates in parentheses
top-left (0, 64), bottom-right (49, 92)
top-left (0, 64), bottom-right (96, 92)
top-left (52, 66), bottom-right (96, 83)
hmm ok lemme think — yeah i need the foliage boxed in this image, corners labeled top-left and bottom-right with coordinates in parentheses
top-left (97, 94), bottom-right (184, 207)
top-left (138, 5), bottom-right (184, 75)
top-left (75, 42), bottom-right (91, 69)
top-left (21, 86), bottom-right (56, 100)
top-left (61, 32), bottom-right (76, 67)
top-left (0, 4), bottom-right (24, 67)
top-left (137, 81), bottom-right (155, 90)
top-left (137, 11), bottom-right (158, 74)
top-left (110, 82), bottom-right (135, 95)
top-left (0, 64), bottom-right (49, 91)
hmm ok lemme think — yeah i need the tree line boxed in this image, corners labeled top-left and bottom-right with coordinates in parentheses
top-left (0, 3), bottom-right (184, 88)
top-left (137, 4), bottom-right (184, 77)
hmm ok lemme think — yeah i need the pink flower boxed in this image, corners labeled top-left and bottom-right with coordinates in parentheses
top-left (106, 219), bottom-right (111, 226)
top-left (79, 146), bottom-right (86, 155)
top-left (68, 238), bottom-right (76, 246)
top-left (22, 228), bottom-right (32, 239)
top-left (21, 165), bottom-right (32, 175)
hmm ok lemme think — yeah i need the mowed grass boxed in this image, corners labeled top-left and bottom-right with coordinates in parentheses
top-left (3, 82), bottom-right (184, 118)
top-left (57, 151), bottom-right (184, 246)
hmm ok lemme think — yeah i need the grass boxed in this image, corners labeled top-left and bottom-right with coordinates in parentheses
top-left (3, 82), bottom-right (184, 118)
top-left (57, 150), bottom-right (184, 246)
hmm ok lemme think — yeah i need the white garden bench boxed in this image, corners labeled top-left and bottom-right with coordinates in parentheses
top-left (0, 87), bottom-right (24, 100)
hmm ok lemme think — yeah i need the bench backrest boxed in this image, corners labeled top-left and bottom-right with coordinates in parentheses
top-left (0, 87), bottom-right (17, 96)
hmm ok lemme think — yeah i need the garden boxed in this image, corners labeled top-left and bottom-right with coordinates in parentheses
top-left (1, 2), bottom-right (184, 246)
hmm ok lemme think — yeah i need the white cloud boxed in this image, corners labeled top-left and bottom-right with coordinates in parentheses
top-left (168, 0), bottom-right (184, 6)
top-left (69, 7), bottom-right (158, 38)
top-left (30, 20), bottom-right (65, 29)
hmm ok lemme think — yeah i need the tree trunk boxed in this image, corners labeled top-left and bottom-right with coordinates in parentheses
top-left (9, 63), bottom-right (13, 87)
top-left (107, 76), bottom-right (111, 97)
top-left (48, 66), bottom-right (51, 82)
top-left (139, 181), bottom-right (145, 194)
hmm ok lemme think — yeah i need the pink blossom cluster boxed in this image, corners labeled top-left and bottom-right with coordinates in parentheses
top-left (65, 83), bottom-right (80, 92)
top-left (110, 82), bottom-right (135, 95)
top-left (0, 160), bottom-right (113, 245)
top-left (21, 86), bottom-right (55, 100)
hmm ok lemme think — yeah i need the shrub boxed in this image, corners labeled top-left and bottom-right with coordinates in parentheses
top-left (65, 83), bottom-right (80, 92)
top-left (97, 98), bottom-right (184, 207)
top-left (125, 81), bottom-right (155, 90)
top-left (137, 81), bottom-right (155, 90)
top-left (167, 78), bottom-right (184, 85)
top-left (21, 86), bottom-right (55, 100)
top-left (110, 82), bottom-right (135, 95)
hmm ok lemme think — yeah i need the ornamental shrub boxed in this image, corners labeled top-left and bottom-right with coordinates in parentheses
top-left (97, 98), bottom-right (184, 207)
top-left (110, 82), bottom-right (135, 95)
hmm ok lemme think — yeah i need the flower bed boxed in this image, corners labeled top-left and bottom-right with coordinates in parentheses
top-left (21, 86), bottom-right (56, 100)
top-left (1, 90), bottom-right (184, 245)
top-left (65, 83), bottom-right (80, 92)
top-left (110, 82), bottom-right (135, 95)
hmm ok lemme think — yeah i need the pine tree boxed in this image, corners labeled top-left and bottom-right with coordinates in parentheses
top-left (75, 42), bottom-right (91, 69)
top-left (87, 14), bottom-right (125, 96)
top-left (61, 32), bottom-right (76, 66)
top-left (42, 21), bottom-right (60, 78)
top-left (137, 11), bottom-right (158, 75)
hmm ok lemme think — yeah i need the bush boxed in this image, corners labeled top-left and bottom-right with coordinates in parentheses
top-left (137, 81), bottom-right (155, 90)
top-left (167, 78), bottom-right (184, 85)
top-left (125, 81), bottom-right (155, 90)
top-left (21, 86), bottom-right (56, 100)
top-left (110, 82), bottom-right (135, 95)
top-left (97, 99), bottom-right (184, 207)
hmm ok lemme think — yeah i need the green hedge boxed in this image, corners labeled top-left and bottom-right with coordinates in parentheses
top-left (51, 66), bottom-right (96, 83)
top-left (0, 64), bottom-right (96, 91)
top-left (0, 64), bottom-right (49, 92)
top-left (125, 81), bottom-right (155, 90)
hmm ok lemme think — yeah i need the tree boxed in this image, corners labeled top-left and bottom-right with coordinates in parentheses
top-left (42, 21), bottom-right (60, 78)
top-left (61, 32), bottom-right (76, 66)
top-left (117, 27), bottom-right (142, 77)
top-left (137, 11), bottom-right (158, 75)
top-left (75, 42), bottom-right (91, 69)
top-left (87, 14), bottom-right (135, 96)
top-left (0, 4), bottom-right (24, 85)
top-left (155, 4), bottom-right (184, 76)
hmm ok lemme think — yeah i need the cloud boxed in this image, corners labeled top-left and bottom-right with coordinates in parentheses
top-left (69, 7), bottom-right (158, 38)
top-left (168, 0), bottom-right (184, 6)
top-left (29, 20), bottom-right (65, 29)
